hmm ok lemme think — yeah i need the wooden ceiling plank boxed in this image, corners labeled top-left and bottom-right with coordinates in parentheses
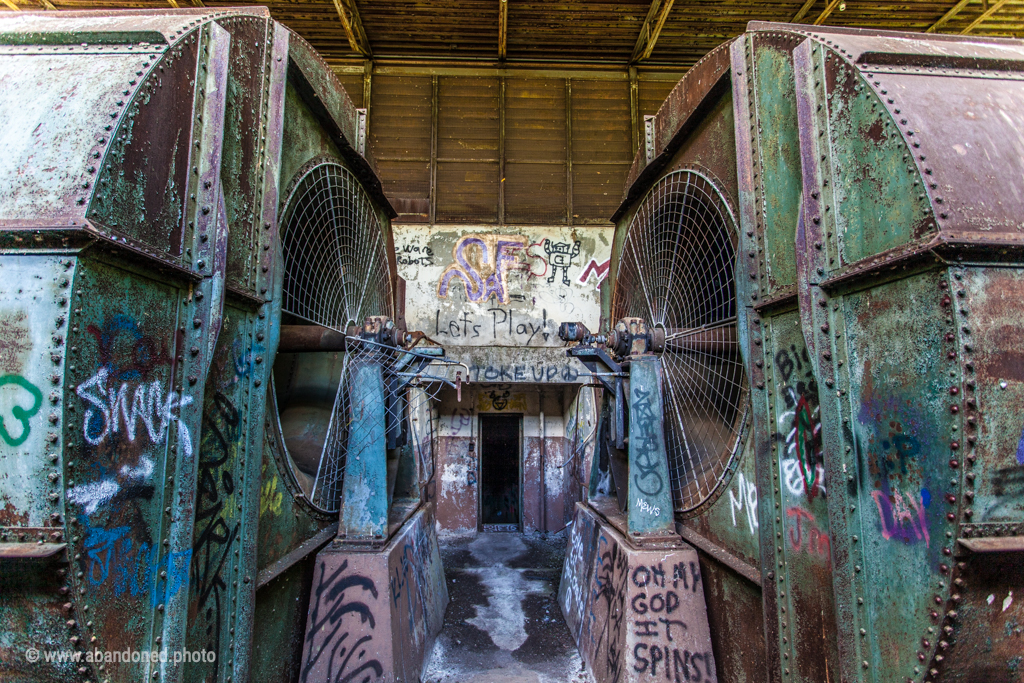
top-left (38, 0), bottom-right (55, 8)
top-left (961, 0), bottom-right (1010, 32)
top-left (631, 0), bottom-right (677, 63)
top-left (0, 0), bottom-right (20, 9)
top-left (499, 0), bottom-right (508, 60)
top-left (167, 0), bottom-right (180, 7)
top-left (927, 0), bottom-right (974, 32)
top-left (791, 0), bottom-right (818, 23)
top-left (332, 0), bottom-right (373, 57)
top-left (812, 0), bottom-right (842, 25)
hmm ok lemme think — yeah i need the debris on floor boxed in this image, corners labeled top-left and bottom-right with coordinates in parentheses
top-left (423, 532), bottom-right (594, 683)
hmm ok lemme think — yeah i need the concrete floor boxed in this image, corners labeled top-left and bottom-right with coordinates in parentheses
top-left (423, 532), bottom-right (594, 683)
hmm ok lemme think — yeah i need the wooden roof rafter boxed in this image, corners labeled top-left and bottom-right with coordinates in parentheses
top-left (813, 0), bottom-right (843, 25)
top-left (332, 0), bottom-right (372, 58)
top-left (791, 0), bottom-right (817, 23)
top-left (961, 0), bottom-right (1013, 33)
top-left (927, 0), bottom-right (973, 31)
top-left (631, 0), bottom-right (677, 64)
top-left (498, 0), bottom-right (507, 60)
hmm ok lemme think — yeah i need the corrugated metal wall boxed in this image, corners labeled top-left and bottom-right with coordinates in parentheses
top-left (337, 66), bottom-right (680, 225)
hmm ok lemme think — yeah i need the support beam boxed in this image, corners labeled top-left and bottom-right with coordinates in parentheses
top-left (791, 0), bottom-right (817, 23)
top-left (498, 0), bottom-right (508, 60)
top-left (630, 0), bottom-right (676, 64)
top-left (927, 0), bottom-right (973, 31)
top-left (332, 0), bottom-right (372, 58)
top-left (167, 0), bottom-right (180, 7)
top-left (37, 0), bottom-right (55, 8)
top-left (1, 0), bottom-right (20, 10)
top-left (961, 0), bottom-right (1010, 33)
top-left (812, 0), bottom-right (842, 25)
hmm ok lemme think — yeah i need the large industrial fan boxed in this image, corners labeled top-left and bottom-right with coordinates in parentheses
top-left (610, 169), bottom-right (748, 514)
top-left (560, 168), bottom-right (748, 535)
top-left (273, 159), bottom-right (395, 513)
top-left (272, 158), bottom-right (457, 532)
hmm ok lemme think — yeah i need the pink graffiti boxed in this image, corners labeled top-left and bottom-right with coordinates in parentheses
top-left (577, 258), bottom-right (610, 286)
top-left (786, 507), bottom-right (831, 564)
top-left (871, 488), bottom-right (930, 547)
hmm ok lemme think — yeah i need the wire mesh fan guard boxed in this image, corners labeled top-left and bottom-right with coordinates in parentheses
top-left (612, 169), bottom-right (749, 514)
top-left (273, 160), bottom-right (395, 513)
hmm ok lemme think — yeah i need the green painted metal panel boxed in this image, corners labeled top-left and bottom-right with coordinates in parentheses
top-left (823, 52), bottom-right (933, 267)
top-left (280, 82), bottom-right (347, 200)
top-left (751, 35), bottom-right (804, 296)
top-left (185, 299), bottom-right (275, 683)
top-left (61, 253), bottom-right (213, 682)
top-left (697, 435), bottom-right (761, 564)
top-left (957, 267), bottom-right (1024, 528)
top-left (762, 311), bottom-right (837, 683)
top-left (834, 272), bottom-right (958, 682)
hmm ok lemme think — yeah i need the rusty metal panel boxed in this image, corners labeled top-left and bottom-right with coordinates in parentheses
top-left (788, 25), bottom-right (1024, 683)
top-left (761, 310), bottom-right (837, 683)
top-left (86, 37), bottom-right (197, 259)
top-left (184, 296), bottom-right (279, 683)
top-left (0, 48), bottom-right (146, 226)
top-left (62, 253), bottom-right (212, 683)
top-left (733, 29), bottom-right (832, 683)
top-left (251, 554), bottom-right (318, 683)
top-left (218, 15), bottom-right (273, 297)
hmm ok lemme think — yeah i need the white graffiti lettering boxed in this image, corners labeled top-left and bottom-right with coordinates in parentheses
top-left (728, 472), bottom-right (759, 535)
top-left (636, 498), bottom-right (661, 517)
top-left (76, 367), bottom-right (193, 452)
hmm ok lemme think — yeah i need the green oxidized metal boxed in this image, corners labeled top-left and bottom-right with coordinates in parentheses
top-left (0, 8), bottom-right (397, 683)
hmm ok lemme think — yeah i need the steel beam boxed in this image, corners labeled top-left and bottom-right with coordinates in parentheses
top-left (630, 0), bottom-right (676, 64)
top-left (626, 356), bottom-right (676, 538)
top-left (332, 0), bottom-right (372, 57)
top-left (339, 360), bottom-right (390, 540)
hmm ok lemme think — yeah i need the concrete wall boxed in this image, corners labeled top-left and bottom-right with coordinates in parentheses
top-left (394, 223), bottom-right (614, 383)
top-left (396, 223), bottom-right (612, 535)
top-left (432, 385), bottom-right (580, 535)
top-left (300, 504), bottom-right (448, 683)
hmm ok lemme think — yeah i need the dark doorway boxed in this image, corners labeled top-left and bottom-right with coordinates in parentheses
top-left (480, 414), bottom-right (521, 529)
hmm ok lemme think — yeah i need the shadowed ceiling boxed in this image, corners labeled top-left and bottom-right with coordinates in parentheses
top-left (1, 0), bottom-right (1021, 69)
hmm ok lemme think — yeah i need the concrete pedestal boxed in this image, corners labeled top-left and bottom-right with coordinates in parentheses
top-left (299, 503), bottom-right (448, 683)
top-left (559, 502), bottom-right (717, 683)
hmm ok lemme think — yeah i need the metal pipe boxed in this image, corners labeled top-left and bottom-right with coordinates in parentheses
top-left (278, 325), bottom-right (348, 352)
top-left (539, 390), bottom-right (546, 534)
top-left (663, 324), bottom-right (738, 353)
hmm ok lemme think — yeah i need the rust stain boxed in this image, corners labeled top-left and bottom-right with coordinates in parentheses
top-left (0, 501), bottom-right (29, 526)
top-left (0, 309), bottom-right (31, 375)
